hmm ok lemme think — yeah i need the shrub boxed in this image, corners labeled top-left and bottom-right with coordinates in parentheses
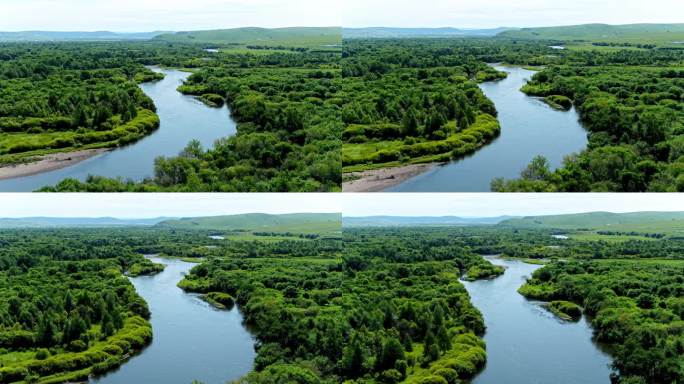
top-left (199, 93), bottom-right (225, 107)
top-left (35, 349), bottom-right (50, 360)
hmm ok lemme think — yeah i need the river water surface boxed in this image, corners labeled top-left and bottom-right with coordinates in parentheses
top-left (91, 257), bottom-right (255, 384)
top-left (462, 257), bottom-right (612, 384)
top-left (388, 65), bottom-right (588, 191)
top-left (0, 67), bottom-right (236, 191)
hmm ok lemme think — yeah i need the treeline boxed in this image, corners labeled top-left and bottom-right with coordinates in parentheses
top-left (252, 231), bottom-right (320, 239)
top-left (245, 45), bottom-right (309, 52)
top-left (409, 226), bottom-right (684, 261)
top-left (592, 42), bottom-right (657, 49)
top-left (520, 260), bottom-right (684, 383)
top-left (596, 231), bottom-right (666, 239)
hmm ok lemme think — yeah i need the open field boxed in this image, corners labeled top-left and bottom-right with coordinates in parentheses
top-left (156, 27), bottom-right (342, 48)
top-left (499, 23), bottom-right (684, 46)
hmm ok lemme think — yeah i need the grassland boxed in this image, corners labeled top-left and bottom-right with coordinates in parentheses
top-left (155, 27), bottom-right (342, 48)
top-left (568, 232), bottom-right (658, 242)
top-left (499, 23), bottom-right (684, 47)
top-left (155, 213), bottom-right (342, 236)
top-left (343, 114), bottom-right (501, 173)
top-left (500, 212), bottom-right (684, 235)
top-left (0, 109), bottom-right (159, 166)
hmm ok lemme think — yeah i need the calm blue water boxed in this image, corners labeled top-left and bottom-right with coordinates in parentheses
top-left (463, 257), bottom-right (613, 384)
top-left (0, 67), bottom-right (236, 191)
top-left (388, 65), bottom-right (588, 192)
top-left (91, 257), bottom-right (255, 384)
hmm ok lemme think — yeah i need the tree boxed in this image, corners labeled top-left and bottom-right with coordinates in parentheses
top-left (378, 337), bottom-right (405, 371)
top-left (402, 107), bottom-right (420, 137)
top-left (340, 334), bottom-right (365, 376)
top-left (424, 111), bottom-right (446, 139)
top-left (436, 325), bottom-right (451, 352)
top-left (520, 155), bottom-right (551, 181)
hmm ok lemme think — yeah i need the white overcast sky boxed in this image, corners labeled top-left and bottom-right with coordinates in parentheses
top-left (0, 194), bottom-right (340, 218)
top-left (344, 0), bottom-right (684, 28)
top-left (0, 193), bottom-right (681, 219)
top-left (342, 194), bottom-right (684, 217)
top-left (1, 0), bottom-right (340, 32)
top-left (3, 0), bottom-right (683, 31)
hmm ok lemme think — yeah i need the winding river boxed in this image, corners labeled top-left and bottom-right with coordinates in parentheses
top-left (91, 257), bottom-right (255, 384)
top-left (462, 257), bottom-right (612, 384)
top-left (0, 67), bottom-right (236, 191)
top-left (388, 65), bottom-right (588, 192)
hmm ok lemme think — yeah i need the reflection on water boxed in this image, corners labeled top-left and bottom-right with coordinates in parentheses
top-left (91, 257), bottom-right (255, 384)
top-left (462, 257), bottom-right (612, 384)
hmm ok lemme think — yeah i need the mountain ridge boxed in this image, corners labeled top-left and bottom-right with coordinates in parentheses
top-left (0, 31), bottom-right (170, 41)
top-left (0, 217), bottom-right (173, 228)
top-left (343, 27), bottom-right (515, 39)
top-left (343, 216), bottom-right (516, 227)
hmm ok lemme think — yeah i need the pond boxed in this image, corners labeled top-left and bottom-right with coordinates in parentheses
top-left (462, 257), bottom-right (613, 384)
top-left (0, 67), bottom-right (236, 191)
top-left (91, 257), bottom-right (255, 384)
top-left (388, 65), bottom-right (588, 192)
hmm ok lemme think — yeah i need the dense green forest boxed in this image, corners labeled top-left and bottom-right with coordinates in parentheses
top-left (341, 39), bottom-right (512, 174)
top-left (0, 224), bottom-right (324, 382)
top-left (340, 36), bottom-right (684, 191)
top-left (448, 221), bottom-right (684, 384)
top-left (520, 261), bottom-right (684, 383)
top-left (0, 228), bottom-right (164, 383)
top-left (2, 215), bottom-right (684, 383)
top-left (476, 37), bottom-right (684, 191)
top-left (178, 226), bottom-right (504, 384)
top-left (5, 31), bottom-right (684, 190)
top-left (0, 43), bottom-right (164, 165)
top-left (0, 35), bottom-right (341, 192)
top-left (493, 60), bottom-right (684, 191)
top-left (0, 222), bottom-right (500, 384)
top-left (30, 41), bottom-right (342, 192)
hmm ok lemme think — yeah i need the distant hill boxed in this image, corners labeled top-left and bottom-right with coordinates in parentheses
top-left (155, 27), bottom-right (341, 48)
top-left (343, 216), bottom-right (515, 227)
top-left (500, 212), bottom-right (684, 233)
top-left (498, 23), bottom-right (684, 44)
top-left (0, 31), bottom-right (169, 42)
top-left (343, 27), bottom-right (515, 39)
top-left (156, 213), bottom-right (341, 234)
top-left (0, 217), bottom-right (171, 228)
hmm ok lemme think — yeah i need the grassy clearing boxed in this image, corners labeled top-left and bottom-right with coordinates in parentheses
top-left (570, 232), bottom-right (658, 242)
top-left (157, 213), bottom-right (341, 236)
top-left (343, 114), bottom-right (500, 173)
top-left (0, 109), bottom-right (159, 165)
top-left (156, 27), bottom-right (342, 49)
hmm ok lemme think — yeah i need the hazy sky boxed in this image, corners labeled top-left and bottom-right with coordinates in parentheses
top-left (0, 194), bottom-right (340, 218)
top-left (342, 194), bottom-right (684, 217)
top-left (344, 0), bottom-right (684, 29)
top-left (1, 0), bottom-right (340, 32)
top-left (0, 193), bottom-right (682, 219)
top-left (4, 0), bottom-right (684, 31)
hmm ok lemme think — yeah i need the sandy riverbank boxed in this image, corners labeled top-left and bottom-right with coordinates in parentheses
top-left (342, 163), bottom-right (434, 192)
top-left (0, 148), bottom-right (109, 180)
